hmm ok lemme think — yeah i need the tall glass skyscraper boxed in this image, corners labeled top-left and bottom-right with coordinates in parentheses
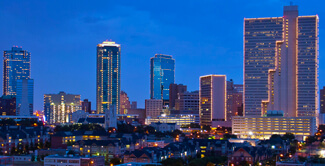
top-left (244, 5), bottom-right (319, 118)
top-left (96, 41), bottom-right (121, 114)
top-left (3, 46), bottom-right (31, 96)
top-left (150, 54), bottom-right (175, 104)
top-left (3, 46), bottom-right (33, 116)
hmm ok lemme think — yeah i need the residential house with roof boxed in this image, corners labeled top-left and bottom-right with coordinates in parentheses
top-left (0, 125), bottom-right (49, 155)
top-left (72, 140), bottom-right (126, 161)
top-left (228, 148), bottom-right (254, 166)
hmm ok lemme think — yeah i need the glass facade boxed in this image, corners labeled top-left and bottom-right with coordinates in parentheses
top-left (16, 79), bottom-right (33, 116)
top-left (150, 54), bottom-right (175, 102)
top-left (3, 47), bottom-right (31, 96)
top-left (96, 41), bottom-right (121, 114)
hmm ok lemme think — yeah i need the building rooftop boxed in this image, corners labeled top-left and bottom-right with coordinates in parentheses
top-left (97, 41), bottom-right (120, 47)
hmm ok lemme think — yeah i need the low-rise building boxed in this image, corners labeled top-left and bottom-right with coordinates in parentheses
top-left (72, 140), bottom-right (127, 160)
top-left (232, 114), bottom-right (317, 140)
top-left (146, 114), bottom-right (198, 126)
top-left (0, 156), bottom-right (13, 166)
top-left (44, 155), bottom-right (105, 166)
top-left (0, 125), bottom-right (49, 155)
top-left (150, 122), bottom-right (179, 132)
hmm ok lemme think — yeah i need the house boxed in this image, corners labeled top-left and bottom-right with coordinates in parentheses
top-left (72, 140), bottom-right (127, 160)
top-left (0, 125), bottom-right (49, 155)
top-left (228, 148), bottom-right (253, 166)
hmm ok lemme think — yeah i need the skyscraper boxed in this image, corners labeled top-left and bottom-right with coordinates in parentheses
top-left (16, 79), bottom-right (33, 116)
top-left (44, 91), bottom-right (81, 124)
top-left (3, 46), bottom-right (31, 96)
top-left (96, 41), bottom-right (121, 114)
top-left (244, 5), bottom-right (318, 118)
top-left (233, 5), bottom-right (318, 140)
top-left (199, 75), bottom-right (227, 126)
top-left (169, 84), bottom-right (187, 109)
top-left (150, 54), bottom-right (175, 105)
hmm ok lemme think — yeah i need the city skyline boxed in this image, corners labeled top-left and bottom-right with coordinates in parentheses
top-left (0, 1), bottom-right (324, 110)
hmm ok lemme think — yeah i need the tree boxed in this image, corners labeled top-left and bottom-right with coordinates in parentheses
top-left (270, 134), bottom-right (282, 140)
top-left (172, 129), bottom-right (182, 138)
top-left (282, 133), bottom-right (295, 141)
top-left (161, 158), bottom-right (184, 166)
top-left (306, 136), bottom-right (317, 145)
top-left (45, 141), bottom-right (51, 149)
top-left (201, 125), bottom-right (211, 132)
top-left (110, 157), bottom-right (121, 165)
top-left (223, 133), bottom-right (237, 140)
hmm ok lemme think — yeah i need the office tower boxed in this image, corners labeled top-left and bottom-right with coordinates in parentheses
top-left (175, 90), bottom-right (199, 114)
top-left (131, 101), bottom-right (137, 109)
top-left (145, 99), bottom-right (163, 118)
top-left (169, 84), bottom-right (187, 109)
top-left (3, 46), bottom-right (31, 96)
top-left (16, 79), bottom-right (33, 116)
top-left (226, 80), bottom-right (243, 121)
top-left (233, 5), bottom-right (318, 139)
top-left (150, 54), bottom-right (175, 106)
top-left (81, 99), bottom-right (91, 114)
top-left (120, 91), bottom-right (131, 114)
top-left (244, 5), bottom-right (318, 118)
top-left (199, 75), bottom-right (227, 126)
top-left (96, 41), bottom-right (121, 114)
top-left (44, 91), bottom-right (81, 124)
top-left (0, 95), bottom-right (16, 116)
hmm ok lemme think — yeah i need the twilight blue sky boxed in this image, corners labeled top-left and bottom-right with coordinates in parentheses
top-left (0, 0), bottom-right (324, 110)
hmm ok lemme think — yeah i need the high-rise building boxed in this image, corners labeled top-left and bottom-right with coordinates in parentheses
top-left (16, 79), bottom-right (33, 116)
top-left (120, 91), bottom-right (131, 114)
top-left (0, 95), bottom-right (16, 116)
top-left (150, 54), bottom-right (175, 106)
top-left (226, 80), bottom-right (243, 121)
top-left (233, 5), bottom-right (318, 139)
top-left (145, 99), bottom-right (163, 118)
top-left (96, 41), bottom-right (121, 114)
top-left (175, 90), bottom-right (199, 114)
top-left (3, 46), bottom-right (31, 96)
top-left (81, 99), bottom-right (91, 114)
top-left (199, 75), bottom-right (227, 127)
top-left (3, 46), bottom-right (33, 115)
top-left (44, 91), bottom-right (81, 124)
top-left (169, 84), bottom-right (187, 109)
top-left (244, 5), bottom-right (319, 118)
